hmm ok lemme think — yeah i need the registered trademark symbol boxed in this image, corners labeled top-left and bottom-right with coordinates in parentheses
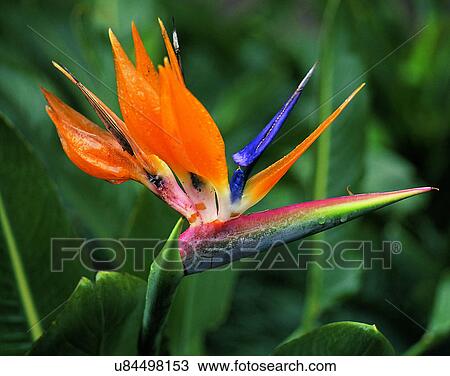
top-left (391, 241), bottom-right (402, 254)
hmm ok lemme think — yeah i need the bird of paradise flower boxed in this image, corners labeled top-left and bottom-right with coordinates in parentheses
top-left (41, 19), bottom-right (435, 274)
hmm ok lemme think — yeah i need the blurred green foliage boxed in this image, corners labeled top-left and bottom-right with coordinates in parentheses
top-left (0, 0), bottom-right (448, 355)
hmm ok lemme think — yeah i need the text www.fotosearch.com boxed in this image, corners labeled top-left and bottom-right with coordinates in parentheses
top-left (113, 358), bottom-right (337, 373)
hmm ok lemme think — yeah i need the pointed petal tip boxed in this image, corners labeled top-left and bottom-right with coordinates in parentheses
top-left (413, 186), bottom-right (438, 193)
top-left (40, 87), bottom-right (58, 107)
top-left (108, 28), bottom-right (118, 46)
top-left (309, 61), bottom-right (318, 73)
top-left (131, 21), bottom-right (137, 35)
top-left (232, 65), bottom-right (317, 168)
top-left (108, 29), bottom-right (121, 55)
top-left (353, 82), bottom-right (366, 95)
top-left (400, 186), bottom-right (437, 194)
top-left (158, 17), bottom-right (167, 36)
top-left (296, 62), bottom-right (317, 92)
top-left (131, 21), bottom-right (142, 43)
top-left (158, 17), bottom-right (184, 83)
top-left (232, 152), bottom-right (248, 167)
top-left (131, 20), bottom-right (141, 36)
top-left (40, 85), bottom-right (49, 97)
top-left (52, 61), bottom-right (78, 85)
top-left (41, 89), bottom-right (55, 111)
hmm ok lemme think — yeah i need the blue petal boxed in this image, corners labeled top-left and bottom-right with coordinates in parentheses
top-left (232, 63), bottom-right (316, 167)
top-left (230, 167), bottom-right (250, 203)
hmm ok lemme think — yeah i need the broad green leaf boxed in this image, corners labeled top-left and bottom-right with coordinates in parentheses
top-left (274, 321), bottom-right (395, 355)
top-left (139, 218), bottom-right (185, 355)
top-left (164, 269), bottom-right (237, 355)
top-left (0, 115), bottom-right (91, 355)
top-left (30, 272), bottom-right (146, 355)
top-left (405, 272), bottom-right (450, 355)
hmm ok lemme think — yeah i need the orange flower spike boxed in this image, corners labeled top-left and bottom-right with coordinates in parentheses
top-left (239, 83), bottom-right (366, 212)
top-left (158, 18), bottom-right (184, 84)
top-left (131, 21), bottom-right (159, 92)
top-left (42, 88), bottom-right (143, 184)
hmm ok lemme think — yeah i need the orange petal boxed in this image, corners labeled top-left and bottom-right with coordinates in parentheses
top-left (161, 63), bottom-right (230, 218)
top-left (160, 64), bottom-right (218, 220)
top-left (158, 18), bottom-right (184, 84)
top-left (163, 64), bottom-right (229, 190)
top-left (42, 88), bottom-right (142, 183)
top-left (131, 21), bottom-right (159, 92)
top-left (52, 61), bottom-right (134, 156)
top-left (158, 63), bottom-right (198, 173)
top-left (109, 29), bottom-right (181, 169)
top-left (239, 83), bottom-right (366, 212)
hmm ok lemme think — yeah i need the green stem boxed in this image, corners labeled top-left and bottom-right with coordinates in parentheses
top-left (301, 0), bottom-right (341, 333)
top-left (0, 192), bottom-right (43, 341)
top-left (139, 218), bottom-right (185, 355)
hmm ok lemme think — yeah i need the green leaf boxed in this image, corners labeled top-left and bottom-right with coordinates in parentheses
top-left (30, 272), bottom-right (146, 355)
top-left (139, 218), bottom-right (185, 355)
top-left (428, 272), bottom-right (450, 336)
top-left (405, 271), bottom-right (450, 355)
top-left (0, 115), bottom-right (91, 355)
top-left (274, 321), bottom-right (395, 355)
top-left (164, 269), bottom-right (237, 355)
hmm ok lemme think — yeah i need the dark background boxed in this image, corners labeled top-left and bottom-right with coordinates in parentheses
top-left (0, 0), bottom-right (448, 355)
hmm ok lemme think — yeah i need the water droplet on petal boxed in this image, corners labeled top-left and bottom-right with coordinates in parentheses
top-left (340, 215), bottom-right (348, 223)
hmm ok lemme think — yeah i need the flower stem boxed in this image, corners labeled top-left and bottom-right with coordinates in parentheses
top-left (301, 0), bottom-right (341, 333)
top-left (139, 218), bottom-right (185, 355)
